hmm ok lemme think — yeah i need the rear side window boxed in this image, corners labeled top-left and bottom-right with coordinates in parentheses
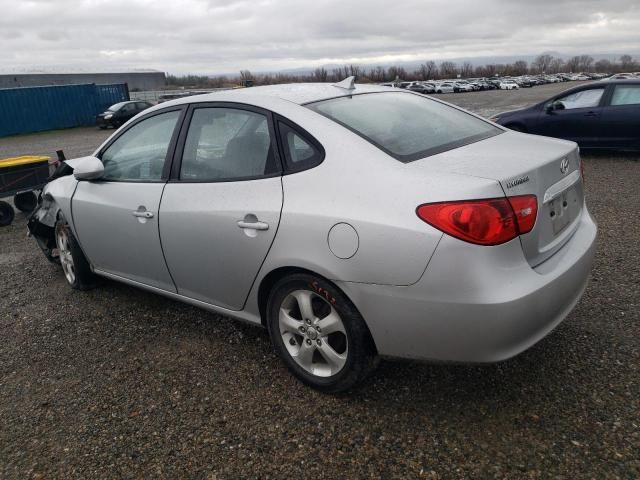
top-left (180, 107), bottom-right (279, 181)
top-left (611, 85), bottom-right (640, 106)
top-left (307, 92), bottom-right (501, 162)
top-left (278, 121), bottom-right (323, 170)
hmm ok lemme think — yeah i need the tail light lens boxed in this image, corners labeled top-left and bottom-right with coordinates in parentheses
top-left (416, 195), bottom-right (538, 246)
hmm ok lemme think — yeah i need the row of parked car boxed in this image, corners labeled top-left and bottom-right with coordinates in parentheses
top-left (387, 72), bottom-right (612, 95)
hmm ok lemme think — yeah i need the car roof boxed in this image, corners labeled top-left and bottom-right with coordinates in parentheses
top-left (159, 82), bottom-right (391, 108)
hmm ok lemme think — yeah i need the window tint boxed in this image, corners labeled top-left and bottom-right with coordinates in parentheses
top-left (101, 110), bottom-right (180, 181)
top-left (278, 122), bottom-right (323, 169)
top-left (307, 92), bottom-right (501, 162)
top-left (557, 89), bottom-right (604, 109)
top-left (611, 85), bottom-right (640, 106)
top-left (136, 102), bottom-right (150, 110)
top-left (180, 108), bottom-right (277, 181)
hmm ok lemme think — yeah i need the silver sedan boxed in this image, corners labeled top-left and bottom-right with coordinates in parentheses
top-left (29, 78), bottom-right (597, 393)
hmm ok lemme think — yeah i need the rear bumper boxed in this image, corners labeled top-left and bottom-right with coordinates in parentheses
top-left (339, 205), bottom-right (597, 362)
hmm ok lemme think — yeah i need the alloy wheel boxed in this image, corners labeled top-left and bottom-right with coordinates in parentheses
top-left (56, 227), bottom-right (76, 285)
top-left (279, 289), bottom-right (348, 377)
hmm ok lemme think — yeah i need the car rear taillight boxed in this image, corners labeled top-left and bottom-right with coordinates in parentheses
top-left (416, 195), bottom-right (538, 246)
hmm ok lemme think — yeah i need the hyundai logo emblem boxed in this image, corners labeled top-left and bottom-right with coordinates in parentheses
top-left (560, 157), bottom-right (569, 175)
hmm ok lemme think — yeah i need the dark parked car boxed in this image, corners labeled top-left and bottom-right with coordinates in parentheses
top-left (96, 101), bottom-right (153, 129)
top-left (491, 80), bottom-right (640, 151)
top-left (408, 82), bottom-right (436, 94)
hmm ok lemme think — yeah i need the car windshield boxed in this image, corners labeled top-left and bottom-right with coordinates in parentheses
top-left (306, 92), bottom-right (502, 162)
top-left (107, 102), bottom-right (129, 112)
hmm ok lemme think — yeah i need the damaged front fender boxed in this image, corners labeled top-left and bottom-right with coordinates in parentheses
top-left (28, 174), bottom-right (79, 263)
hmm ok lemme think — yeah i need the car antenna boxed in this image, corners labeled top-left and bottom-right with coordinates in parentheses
top-left (332, 76), bottom-right (356, 91)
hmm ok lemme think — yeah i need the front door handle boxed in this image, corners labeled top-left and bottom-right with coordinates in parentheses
top-left (237, 220), bottom-right (269, 230)
top-left (584, 111), bottom-right (598, 117)
top-left (132, 210), bottom-right (154, 219)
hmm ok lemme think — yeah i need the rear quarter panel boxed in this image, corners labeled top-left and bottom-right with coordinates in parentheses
top-left (253, 102), bottom-right (505, 287)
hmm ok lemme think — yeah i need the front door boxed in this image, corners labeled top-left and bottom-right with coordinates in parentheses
top-left (536, 87), bottom-right (606, 147)
top-left (159, 105), bottom-right (283, 310)
top-left (72, 109), bottom-right (183, 291)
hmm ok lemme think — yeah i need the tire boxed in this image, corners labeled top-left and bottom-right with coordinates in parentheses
top-left (266, 273), bottom-right (378, 393)
top-left (0, 201), bottom-right (15, 226)
top-left (14, 191), bottom-right (38, 213)
top-left (55, 216), bottom-right (97, 290)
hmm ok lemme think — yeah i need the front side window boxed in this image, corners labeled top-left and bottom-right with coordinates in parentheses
top-left (610, 85), bottom-right (640, 106)
top-left (180, 108), bottom-right (278, 181)
top-left (307, 92), bottom-right (501, 162)
top-left (556, 89), bottom-right (605, 110)
top-left (101, 110), bottom-right (180, 181)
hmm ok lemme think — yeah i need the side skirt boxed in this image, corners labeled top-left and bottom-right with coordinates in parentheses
top-left (93, 269), bottom-right (264, 327)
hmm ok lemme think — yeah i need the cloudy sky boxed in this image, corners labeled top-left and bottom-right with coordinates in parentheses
top-left (1, 0), bottom-right (639, 75)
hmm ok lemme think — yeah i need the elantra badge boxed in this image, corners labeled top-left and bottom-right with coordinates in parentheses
top-left (560, 157), bottom-right (569, 175)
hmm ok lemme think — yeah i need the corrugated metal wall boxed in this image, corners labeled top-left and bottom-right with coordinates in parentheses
top-left (0, 83), bottom-right (129, 137)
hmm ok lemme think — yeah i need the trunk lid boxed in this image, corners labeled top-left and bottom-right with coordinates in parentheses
top-left (410, 131), bottom-right (584, 266)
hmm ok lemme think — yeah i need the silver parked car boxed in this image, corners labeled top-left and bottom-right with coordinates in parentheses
top-left (29, 78), bottom-right (597, 393)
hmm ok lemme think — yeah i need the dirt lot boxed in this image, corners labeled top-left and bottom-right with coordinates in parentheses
top-left (1, 84), bottom-right (639, 479)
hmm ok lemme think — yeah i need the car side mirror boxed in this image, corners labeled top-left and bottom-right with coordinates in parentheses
top-left (547, 101), bottom-right (564, 113)
top-left (69, 156), bottom-right (105, 180)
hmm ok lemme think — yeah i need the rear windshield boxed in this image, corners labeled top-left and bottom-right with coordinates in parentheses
top-left (306, 92), bottom-right (501, 162)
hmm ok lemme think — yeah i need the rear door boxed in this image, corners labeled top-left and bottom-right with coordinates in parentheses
top-left (535, 86), bottom-right (606, 147)
top-left (599, 83), bottom-right (640, 149)
top-left (72, 107), bottom-right (184, 291)
top-left (159, 103), bottom-right (283, 310)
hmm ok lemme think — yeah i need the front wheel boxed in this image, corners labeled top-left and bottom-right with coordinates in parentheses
top-left (266, 273), bottom-right (378, 393)
top-left (55, 218), bottom-right (97, 290)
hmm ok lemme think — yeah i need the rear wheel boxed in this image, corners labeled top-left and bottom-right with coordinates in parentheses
top-left (55, 217), bottom-right (97, 290)
top-left (0, 201), bottom-right (15, 226)
top-left (266, 273), bottom-right (378, 393)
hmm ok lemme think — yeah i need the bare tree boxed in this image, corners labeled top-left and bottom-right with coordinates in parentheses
top-left (512, 60), bottom-right (528, 75)
top-left (461, 61), bottom-right (474, 78)
top-left (549, 58), bottom-right (565, 73)
top-left (439, 61), bottom-right (458, 78)
top-left (595, 59), bottom-right (612, 73)
top-left (565, 56), bottom-right (581, 72)
top-left (424, 60), bottom-right (437, 79)
top-left (578, 55), bottom-right (594, 71)
top-left (533, 54), bottom-right (554, 73)
top-left (314, 67), bottom-right (328, 82)
top-left (620, 54), bottom-right (635, 70)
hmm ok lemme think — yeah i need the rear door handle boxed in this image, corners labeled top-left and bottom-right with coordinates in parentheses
top-left (237, 220), bottom-right (269, 230)
top-left (584, 111), bottom-right (598, 117)
top-left (132, 211), bottom-right (154, 218)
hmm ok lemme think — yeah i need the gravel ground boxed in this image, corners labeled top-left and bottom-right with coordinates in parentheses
top-left (1, 85), bottom-right (639, 479)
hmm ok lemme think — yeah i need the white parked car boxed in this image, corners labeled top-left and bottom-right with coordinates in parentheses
top-left (435, 82), bottom-right (456, 94)
top-left (499, 80), bottom-right (520, 90)
top-left (454, 82), bottom-right (474, 92)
